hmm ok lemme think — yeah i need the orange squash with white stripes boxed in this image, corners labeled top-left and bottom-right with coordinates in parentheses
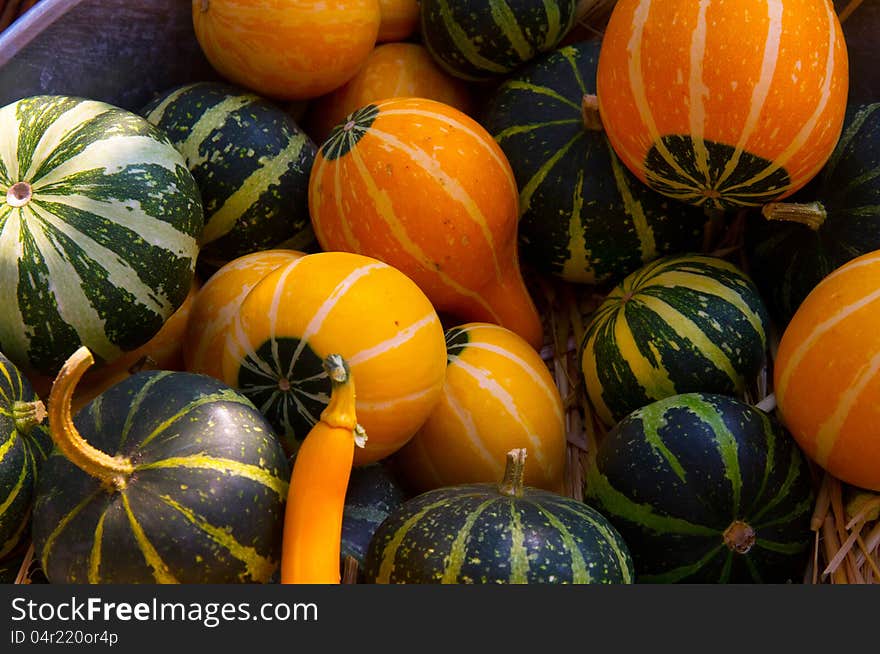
top-left (308, 98), bottom-right (544, 350)
top-left (221, 251), bottom-right (447, 464)
top-left (183, 249), bottom-right (305, 380)
top-left (774, 250), bottom-right (880, 492)
top-left (192, 0), bottom-right (381, 101)
top-left (597, 0), bottom-right (849, 210)
top-left (393, 323), bottom-right (566, 494)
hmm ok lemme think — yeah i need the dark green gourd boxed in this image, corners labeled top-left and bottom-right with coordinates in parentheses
top-left (32, 347), bottom-right (290, 584)
top-left (481, 41), bottom-right (709, 285)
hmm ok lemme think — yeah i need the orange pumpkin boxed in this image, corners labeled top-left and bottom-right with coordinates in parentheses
top-left (596, 0), bottom-right (849, 210)
top-left (377, 0), bottom-right (420, 42)
top-left (774, 250), bottom-right (880, 492)
top-left (394, 323), bottom-right (566, 494)
top-left (192, 0), bottom-right (381, 101)
top-left (183, 249), bottom-right (305, 380)
top-left (221, 251), bottom-right (447, 464)
top-left (308, 97), bottom-right (544, 350)
top-left (306, 42), bottom-right (474, 144)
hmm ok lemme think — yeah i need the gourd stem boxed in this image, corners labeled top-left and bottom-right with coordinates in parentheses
top-left (581, 94), bottom-right (604, 132)
top-left (12, 399), bottom-right (47, 435)
top-left (48, 346), bottom-right (134, 490)
top-left (723, 520), bottom-right (756, 554)
top-left (499, 448), bottom-right (527, 497)
top-left (761, 201), bottom-right (827, 231)
top-left (319, 354), bottom-right (358, 432)
top-left (200, 0), bottom-right (210, 12)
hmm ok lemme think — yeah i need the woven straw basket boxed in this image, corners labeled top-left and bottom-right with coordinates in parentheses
top-left (1, 0), bottom-right (878, 585)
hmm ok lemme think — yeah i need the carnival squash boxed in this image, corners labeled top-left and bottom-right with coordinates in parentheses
top-left (585, 393), bottom-right (814, 583)
top-left (746, 102), bottom-right (880, 326)
top-left (221, 251), bottom-right (447, 464)
top-left (774, 250), bottom-right (880, 491)
top-left (192, 0), bottom-right (381, 101)
top-left (420, 0), bottom-right (578, 81)
top-left (377, 0), bottom-right (420, 42)
top-left (0, 351), bottom-right (52, 559)
top-left (281, 354), bottom-right (364, 584)
top-left (580, 255), bottom-right (770, 427)
top-left (142, 82), bottom-right (317, 268)
top-left (481, 40), bottom-right (709, 285)
top-left (32, 347), bottom-right (290, 583)
top-left (365, 448), bottom-right (634, 583)
top-left (596, 0), bottom-right (849, 209)
top-left (305, 43), bottom-right (474, 144)
top-left (0, 95), bottom-right (202, 378)
top-left (183, 249), bottom-right (305, 380)
top-left (394, 323), bottom-right (566, 494)
top-left (308, 97), bottom-right (544, 350)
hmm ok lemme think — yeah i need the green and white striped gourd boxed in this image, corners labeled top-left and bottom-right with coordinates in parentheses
top-left (0, 351), bottom-right (52, 559)
top-left (481, 40), bottom-right (710, 285)
top-left (585, 393), bottom-right (815, 583)
top-left (420, 0), bottom-right (578, 81)
top-left (0, 95), bottom-right (203, 377)
top-left (364, 449), bottom-right (634, 584)
top-left (33, 347), bottom-right (289, 584)
top-left (142, 82), bottom-right (318, 269)
top-left (580, 254), bottom-right (770, 427)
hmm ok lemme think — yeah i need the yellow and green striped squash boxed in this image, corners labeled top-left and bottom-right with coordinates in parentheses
top-left (142, 82), bottom-right (317, 269)
top-left (585, 392), bottom-right (814, 583)
top-left (365, 449), bottom-right (634, 584)
top-left (0, 95), bottom-right (203, 378)
top-left (221, 251), bottom-right (447, 465)
top-left (32, 370), bottom-right (290, 584)
top-left (420, 0), bottom-right (578, 81)
top-left (580, 254), bottom-right (770, 426)
top-left (0, 351), bottom-right (52, 560)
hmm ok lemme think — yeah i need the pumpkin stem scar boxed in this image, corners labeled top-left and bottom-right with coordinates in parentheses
top-left (5, 182), bottom-right (32, 207)
top-left (723, 520), bottom-right (756, 554)
top-left (48, 346), bottom-right (134, 490)
top-left (761, 201), bottom-right (827, 231)
top-left (499, 448), bottom-right (527, 497)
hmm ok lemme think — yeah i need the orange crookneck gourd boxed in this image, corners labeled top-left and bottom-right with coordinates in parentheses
top-left (596, 0), bottom-right (849, 210)
top-left (281, 354), bottom-right (365, 584)
top-left (308, 97), bottom-right (544, 350)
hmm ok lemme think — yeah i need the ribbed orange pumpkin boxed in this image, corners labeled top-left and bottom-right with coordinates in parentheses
top-left (221, 251), bottom-right (447, 464)
top-left (377, 0), bottom-right (420, 42)
top-left (183, 249), bottom-right (305, 380)
top-left (308, 98), bottom-right (544, 350)
top-left (394, 323), bottom-right (566, 494)
top-left (306, 43), bottom-right (474, 144)
top-left (596, 0), bottom-right (849, 210)
top-left (192, 0), bottom-right (381, 101)
top-left (774, 250), bottom-right (880, 492)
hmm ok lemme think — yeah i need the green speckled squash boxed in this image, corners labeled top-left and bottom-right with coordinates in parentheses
top-left (585, 393), bottom-right (814, 583)
top-left (32, 347), bottom-right (290, 584)
top-left (746, 103), bottom-right (880, 326)
top-left (420, 0), bottom-right (578, 81)
top-left (580, 254), bottom-right (770, 427)
top-left (481, 41), bottom-right (709, 284)
top-left (0, 351), bottom-right (52, 559)
top-left (0, 95), bottom-right (203, 377)
top-left (142, 82), bottom-right (318, 269)
top-left (364, 449), bottom-right (634, 584)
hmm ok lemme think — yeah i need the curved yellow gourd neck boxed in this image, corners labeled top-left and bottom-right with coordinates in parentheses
top-left (48, 346), bottom-right (134, 491)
